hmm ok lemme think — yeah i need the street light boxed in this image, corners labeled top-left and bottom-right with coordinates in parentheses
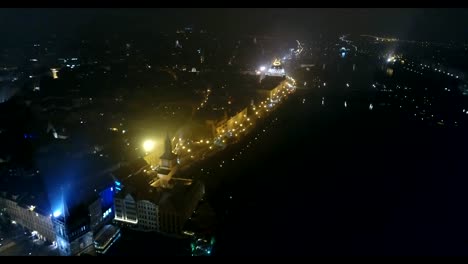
top-left (143, 140), bottom-right (156, 152)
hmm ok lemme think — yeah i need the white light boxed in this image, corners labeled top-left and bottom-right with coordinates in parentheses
top-left (53, 210), bottom-right (62, 218)
top-left (143, 140), bottom-right (155, 152)
top-left (259, 66), bottom-right (266, 72)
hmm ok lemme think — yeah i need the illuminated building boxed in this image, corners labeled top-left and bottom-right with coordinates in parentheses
top-left (53, 204), bottom-right (95, 256)
top-left (0, 192), bottom-right (56, 242)
top-left (114, 193), bottom-right (159, 232)
top-left (156, 134), bottom-right (179, 186)
top-left (52, 184), bottom-right (117, 256)
top-left (215, 107), bottom-right (248, 136)
top-left (114, 193), bottom-right (138, 226)
top-left (266, 58), bottom-right (285, 77)
top-left (113, 177), bottom-right (205, 235)
top-left (112, 159), bottom-right (205, 235)
top-left (51, 68), bottom-right (59, 79)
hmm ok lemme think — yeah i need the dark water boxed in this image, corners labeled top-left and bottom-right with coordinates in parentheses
top-left (205, 66), bottom-right (468, 255)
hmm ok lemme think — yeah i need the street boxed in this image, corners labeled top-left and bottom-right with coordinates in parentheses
top-left (0, 217), bottom-right (58, 256)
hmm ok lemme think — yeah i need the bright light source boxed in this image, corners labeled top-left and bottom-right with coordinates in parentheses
top-left (143, 140), bottom-right (156, 152)
top-left (53, 210), bottom-right (62, 218)
top-left (259, 66), bottom-right (266, 72)
top-left (51, 68), bottom-right (59, 79)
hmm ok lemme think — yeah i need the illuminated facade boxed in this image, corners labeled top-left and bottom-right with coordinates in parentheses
top-left (266, 58), bottom-right (285, 77)
top-left (114, 193), bottom-right (138, 225)
top-left (114, 193), bottom-right (159, 232)
top-left (113, 180), bottom-right (205, 235)
top-left (215, 107), bottom-right (248, 136)
top-left (0, 194), bottom-right (55, 242)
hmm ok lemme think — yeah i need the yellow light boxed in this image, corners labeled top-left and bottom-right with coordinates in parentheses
top-left (206, 140), bottom-right (210, 144)
top-left (51, 68), bottom-right (59, 79)
top-left (188, 149), bottom-right (191, 153)
top-left (143, 140), bottom-right (155, 152)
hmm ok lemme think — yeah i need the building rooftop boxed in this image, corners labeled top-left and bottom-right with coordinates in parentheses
top-left (115, 169), bottom-right (203, 214)
top-left (94, 224), bottom-right (120, 248)
top-left (259, 76), bottom-right (285, 91)
top-left (157, 168), bottom-right (171, 176)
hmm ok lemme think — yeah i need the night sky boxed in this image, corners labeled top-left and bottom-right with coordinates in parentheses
top-left (0, 8), bottom-right (467, 43)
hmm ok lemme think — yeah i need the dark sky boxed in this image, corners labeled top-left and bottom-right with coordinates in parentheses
top-left (0, 8), bottom-right (467, 42)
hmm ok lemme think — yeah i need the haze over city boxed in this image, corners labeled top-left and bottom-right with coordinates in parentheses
top-left (1, 8), bottom-right (468, 256)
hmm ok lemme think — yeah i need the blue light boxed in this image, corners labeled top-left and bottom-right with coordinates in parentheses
top-left (341, 52), bottom-right (346, 58)
top-left (53, 210), bottom-right (62, 218)
top-left (115, 181), bottom-right (121, 186)
top-left (110, 187), bottom-right (113, 192)
top-left (102, 208), bottom-right (113, 218)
